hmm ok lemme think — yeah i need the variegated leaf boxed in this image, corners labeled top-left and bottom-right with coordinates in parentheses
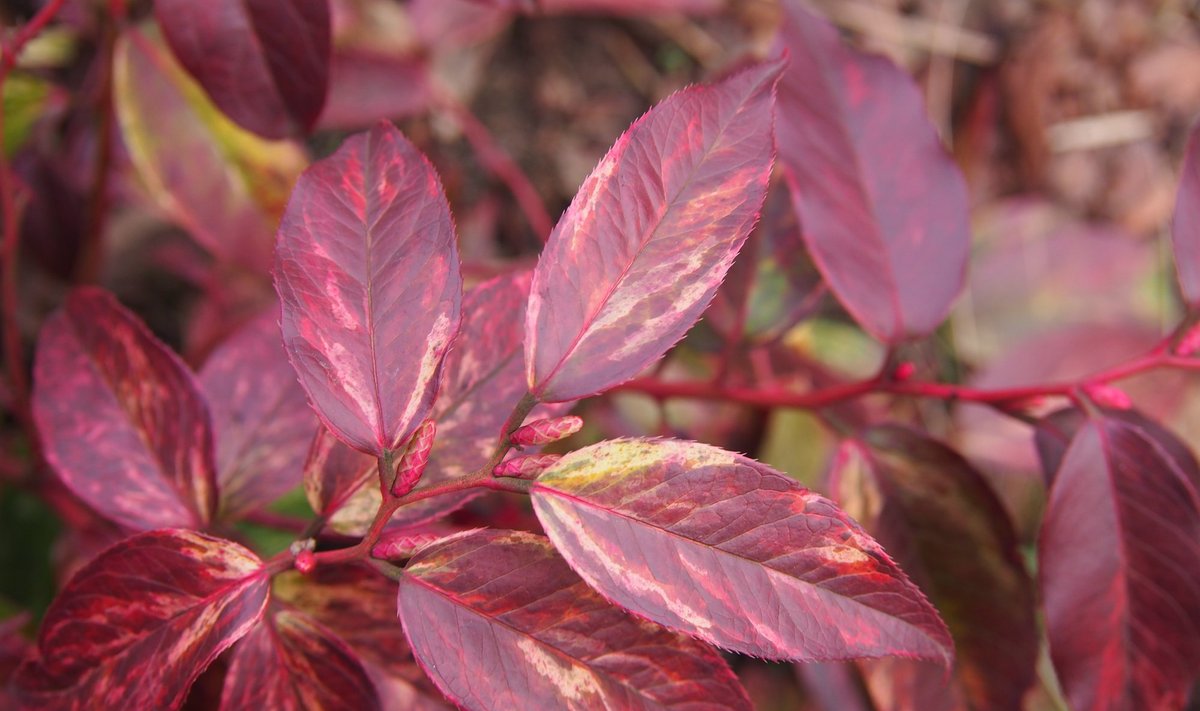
top-left (531, 438), bottom-right (953, 663)
top-left (525, 59), bottom-right (783, 402)
top-left (275, 120), bottom-right (463, 457)
top-left (32, 287), bottom-right (216, 530)
top-left (220, 606), bottom-right (379, 710)
top-left (773, 0), bottom-right (969, 342)
top-left (399, 529), bottom-right (751, 710)
top-left (11, 530), bottom-right (269, 710)
top-left (201, 307), bottom-right (318, 520)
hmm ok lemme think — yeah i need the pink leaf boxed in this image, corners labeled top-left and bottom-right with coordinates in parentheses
top-left (1172, 123), bottom-right (1200, 307)
top-left (275, 120), bottom-right (463, 457)
top-left (398, 529), bottom-right (750, 710)
top-left (32, 287), bottom-right (216, 530)
top-left (316, 51), bottom-right (430, 131)
top-left (525, 59), bottom-right (783, 402)
top-left (531, 438), bottom-right (953, 663)
top-left (155, 0), bottom-right (330, 138)
top-left (1039, 415), bottom-right (1200, 710)
top-left (200, 307), bottom-right (318, 521)
top-left (481, 0), bottom-right (721, 14)
top-left (11, 530), bottom-right (269, 710)
top-left (220, 606), bottom-right (379, 710)
top-left (832, 427), bottom-right (1038, 710)
top-left (773, 0), bottom-right (969, 342)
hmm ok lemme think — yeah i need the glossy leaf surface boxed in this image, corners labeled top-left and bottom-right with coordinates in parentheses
top-left (1039, 415), bottom-right (1200, 710)
top-left (833, 427), bottom-right (1037, 711)
top-left (525, 59), bottom-right (782, 401)
top-left (275, 120), bottom-right (462, 456)
top-left (114, 28), bottom-right (306, 272)
top-left (221, 606), bottom-right (379, 710)
top-left (1172, 123), bottom-right (1200, 306)
top-left (398, 529), bottom-right (750, 710)
top-left (32, 287), bottom-right (216, 530)
top-left (531, 438), bottom-right (953, 663)
top-left (12, 530), bottom-right (268, 710)
top-left (774, 0), bottom-right (969, 342)
top-left (200, 308), bottom-right (317, 520)
top-left (155, 0), bottom-right (331, 138)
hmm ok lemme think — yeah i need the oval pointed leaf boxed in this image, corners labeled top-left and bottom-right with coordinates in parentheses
top-left (399, 529), bottom-right (750, 711)
top-left (1171, 123), bottom-right (1200, 306)
top-left (114, 28), bottom-right (306, 272)
top-left (11, 530), bottom-right (269, 710)
top-left (201, 308), bottom-right (318, 520)
top-left (531, 438), bottom-right (953, 663)
top-left (275, 120), bottom-right (463, 456)
top-left (525, 59), bottom-right (783, 402)
top-left (773, 0), bottom-right (969, 342)
top-left (833, 427), bottom-right (1038, 711)
top-left (155, 0), bottom-right (331, 138)
top-left (1039, 416), bottom-right (1200, 710)
top-left (221, 607), bottom-right (379, 711)
top-left (32, 287), bottom-right (216, 530)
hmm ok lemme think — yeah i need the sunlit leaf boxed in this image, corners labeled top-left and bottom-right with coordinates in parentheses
top-left (275, 120), bottom-right (463, 457)
top-left (531, 438), bottom-right (953, 663)
top-left (525, 59), bottom-right (783, 401)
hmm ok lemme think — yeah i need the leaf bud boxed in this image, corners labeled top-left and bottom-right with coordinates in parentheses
top-left (510, 416), bottom-right (583, 447)
top-left (391, 419), bottom-right (436, 497)
top-left (492, 454), bottom-right (562, 479)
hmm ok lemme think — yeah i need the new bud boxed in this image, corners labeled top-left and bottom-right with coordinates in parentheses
top-left (893, 361), bottom-right (916, 382)
top-left (294, 550), bottom-right (316, 574)
top-left (510, 416), bottom-right (583, 447)
top-left (391, 419), bottom-right (437, 498)
top-left (1083, 383), bottom-right (1133, 410)
top-left (492, 454), bottom-right (562, 479)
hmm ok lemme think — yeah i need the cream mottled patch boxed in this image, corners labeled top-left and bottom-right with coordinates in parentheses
top-left (393, 311), bottom-right (453, 444)
top-left (819, 546), bottom-right (870, 565)
top-left (537, 494), bottom-right (714, 632)
top-left (319, 339), bottom-right (376, 428)
top-left (516, 637), bottom-right (602, 704)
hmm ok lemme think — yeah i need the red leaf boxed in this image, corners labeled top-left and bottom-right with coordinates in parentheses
top-left (11, 530), bottom-right (269, 710)
top-left (398, 529), bottom-right (751, 710)
top-left (274, 565), bottom-right (416, 681)
top-left (32, 288), bottom-right (216, 530)
top-left (200, 307), bottom-right (317, 521)
top-left (275, 120), bottom-right (463, 457)
top-left (833, 427), bottom-right (1038, 711)
top-left (531, 438), bottom-right (953, 663)
top-left (220, 606), bottom-right (379, 710)
top-left (303, 426), bottom-right (377, 524)
top-left (525, 59), bottom-right (783, 402)
top-left (155, 0), bottom-right (331, 138)
top-left (1039, 415), bottom-right (1200, 710)
top-left (773, 0), bottom-right (969, 342)
top-left (1173, 123), bottom-right (1200, 307)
